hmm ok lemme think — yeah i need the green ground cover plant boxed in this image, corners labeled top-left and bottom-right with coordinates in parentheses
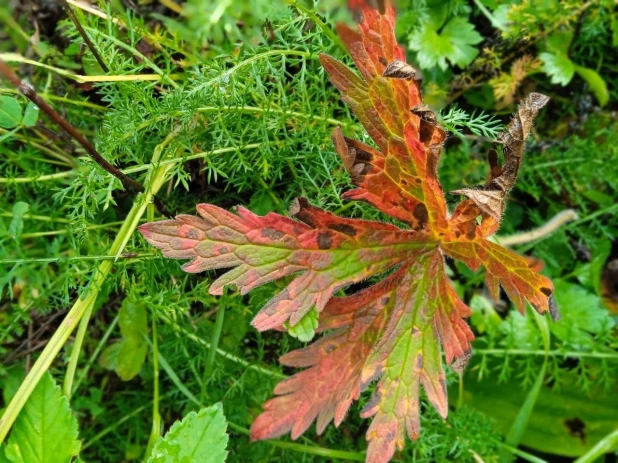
top-left (0, 0), bottom-right (617, 462)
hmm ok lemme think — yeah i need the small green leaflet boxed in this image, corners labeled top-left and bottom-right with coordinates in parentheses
top-left (285, 307), bottom-right (318, 342)
top-left (2, 372), bottom-right (81, 463)
top-left (147, 403), bottom-right (229, 463)
top-left (0, 96), bottom-right (22, 129)
top-left (551, 280), bottom-right (615, 348)
top-left (22, 101), bottom-right (40, 127)
top-left (409, 16), bottom-right (482, 70)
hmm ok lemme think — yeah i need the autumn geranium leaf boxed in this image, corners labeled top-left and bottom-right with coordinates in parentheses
top-left (139, 3), bottom-right (557, 462)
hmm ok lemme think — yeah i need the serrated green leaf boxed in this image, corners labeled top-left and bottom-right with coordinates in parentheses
top-left (7, 202), bottom-right (29, 240)
top-left (0, 96), bottom-right (22, 129)
top-left (550, 280), bottom-right (615, 348)
top-left (409, 16), bottom-right (482, 70)
top-left (575, 66), bottom-right (609, 106)
top-left (285, 307), bottom-right (318, 342)
top-left (539, 52), bottom-right (575, 86)
top-left (147, 403), bottom-right (229, 463)
top-left (457, 368), bottom-right (618, 457)
top-left (22, 101), bottom-right (39, 127)
top-left (4, 372), bottom-right (81, 463)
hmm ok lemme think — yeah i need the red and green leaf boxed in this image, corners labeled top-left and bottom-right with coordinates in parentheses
top-left (139, 2), bottom-right (557, 462)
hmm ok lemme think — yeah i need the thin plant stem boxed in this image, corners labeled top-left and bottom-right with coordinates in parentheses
top-left (82, 27), bottom-right (179, 88)
top-left (498, 443), bottom-right (548, 463)
top-left (574, 428), bottom-right (618, 463)
top-left (476, 348), bottom-right (618, 359)
top-left (61, 0), bottom-right (110, 72)
top-left (20, 220), bottom-right (129, 239)
top-left (72, 315), bottom-right (120, 394)
top-left (227, 422), bottom-right (366, 461)
top-left (145, 316), bottom-right (161, 458)
top-left (157, 313), bottom-right (286, 379)
top-left (191, 49), bottom-right (313, 94)
top-left (201, 302), bottom-right (227, 401)
top-left (63, 303), bottom-right (94, 398)
top-left (82, 404), bottom-right (150, 450)
top-left (0, 253), bottom-right (156, 265)
top-left (0, 171), bottom-right (76, 184)
top-left (497, 209), bottom-right (579, 246)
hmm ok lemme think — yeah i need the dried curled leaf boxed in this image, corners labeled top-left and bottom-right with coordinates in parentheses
top-left (139, 3), bottom-right (556, 462)
top-left (451, 92), bottom-right (550, 221)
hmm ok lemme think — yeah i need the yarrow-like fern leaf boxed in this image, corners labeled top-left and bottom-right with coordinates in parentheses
top-left (139, 3), bottom-right (557, 462)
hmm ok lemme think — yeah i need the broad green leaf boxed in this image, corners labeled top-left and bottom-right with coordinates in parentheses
top-left (7, 202), bottom-right (29, 239)
top-left (4, 372), bottom-right (81, 463)
top-left (147, 403), bottom-right (229, 463)
top-left (119, 300), bottom-right (148, 341)
top-left (100, 299), bottom-right (148, 380)
top-left (22, 101), bottom-right (39, 127)
top-left (539, 52), bottom-right (575, 86)
top-left (458, 369), bottom-right (618, 457)
top-left (550, 280), bottom-right (614, 348)
top-left (0, 96), bottom-right (22, 129)
top-left (575, 66), bottom-right (609, 107)
top-left (409, 16), bottom-right (482, 70)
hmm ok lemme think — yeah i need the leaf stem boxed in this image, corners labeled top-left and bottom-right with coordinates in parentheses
top-left (191, 49), bottom-right (314, 94)
top-left (62, 303), bottom-right (94, 398)
top-left (72, 314), bottom-right (119, 394)
top-left (157, 313), bottom-right (286, 379)
top-left (82, 404), bottom-right (150, 451)
top-left (228, 421), bottom-right (366, 462)
top-left (61, 0), bottom-right (110, 72)
top-left (0, 171), bottom-right (76, 184)
top-left (476, 348), bottom-right (618, 359)
top-left (145, 315), bottom-right (161, 458)
top-left (497, 209), bottom-right (579, 246)
top-left (574, 427), bottom-right (618, 463)
top-left (202, 301), bottom-right (227, 400)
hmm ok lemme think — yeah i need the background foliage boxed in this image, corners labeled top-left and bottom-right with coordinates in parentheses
top-left (0, 0), bottom-right (616, 461)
